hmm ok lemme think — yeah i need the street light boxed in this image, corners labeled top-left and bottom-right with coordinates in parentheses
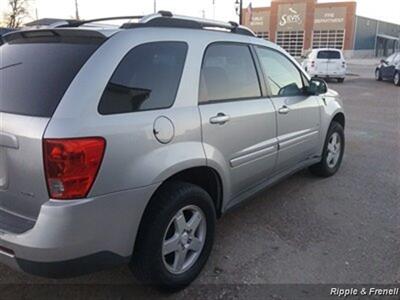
top-left (235, 0), bottom-right (243, 25)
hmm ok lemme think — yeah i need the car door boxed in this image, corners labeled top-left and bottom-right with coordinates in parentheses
top-left (254, 46), bottom-right (321, 172)
top-left (315, 50), bottom-right (329, 75)
top-left (199, 43), bottom-right (278, 198)
top-left (381, 53), bottom-right (397, 78)
top-left (326, 50), bottom-right (343, 76)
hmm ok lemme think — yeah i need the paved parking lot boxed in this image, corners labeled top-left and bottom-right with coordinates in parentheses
top-left (1, 61), bottom-right (399, 299)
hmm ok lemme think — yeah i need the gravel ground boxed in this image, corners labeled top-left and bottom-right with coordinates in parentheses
top-left (1, 62), bottom-right (399, 300)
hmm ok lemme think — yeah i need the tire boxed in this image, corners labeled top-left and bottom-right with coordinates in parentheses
top-left (130, 181), bottom-right (216, 290)
top-left (394, 71), bottom-right (400, 86)
top-left (337, 78), bottom-right (345, 83)
top-left (375, 69), bottom-right (382, 81)
top-left (309, 121), bottom-right (345, 177)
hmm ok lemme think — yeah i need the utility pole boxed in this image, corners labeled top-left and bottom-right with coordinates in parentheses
top-left (75, 0), bottom-right (80, 20)
top-left (154, 0), bottom-right (157, 13)
top-left (239, 0), bottom-right (243, 25)
top-left (212, 0), bottom-right (215, 19)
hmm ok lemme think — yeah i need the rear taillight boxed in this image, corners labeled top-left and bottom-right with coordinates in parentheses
top-left (43, 138), bottom-right (106, 200)
top-left (311, 61), bottom-right (315, 68)
top-left (342, 61), bottom-right (346, 68)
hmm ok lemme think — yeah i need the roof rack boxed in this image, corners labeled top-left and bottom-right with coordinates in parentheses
top-left (25, 11), bottom-right (256, 37)
top-left (121, 11), bottom-right (256, 37)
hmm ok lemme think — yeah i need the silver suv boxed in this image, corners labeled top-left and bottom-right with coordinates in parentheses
top-left (0, 12), bottom-right (345, 289)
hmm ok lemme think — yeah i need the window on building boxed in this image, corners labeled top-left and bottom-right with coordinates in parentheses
top-left (276, 31), bottom-right (305, 57)
top-left (312, 30), bottom-right (345, 50)
top-left (255, 32), bottom-right (269, 40)
top-left (98, 42), bottom-right (188, 115)
top-left (255, 46), bottom-right (305, 97)
top-left (199, 43), bottom-right (261, 103)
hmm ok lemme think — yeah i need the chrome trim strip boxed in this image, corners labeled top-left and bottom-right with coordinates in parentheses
top-left (230, 145), bottom-right (276, 168)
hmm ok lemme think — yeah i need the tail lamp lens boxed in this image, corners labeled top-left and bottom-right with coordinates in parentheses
top-left (43, 138), bottom-right (106, 200)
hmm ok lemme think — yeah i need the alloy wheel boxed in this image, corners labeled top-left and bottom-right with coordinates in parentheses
top-left (162, 205), bottom-right (207, 274)
top-left (326, 132), bottom-right (341, 169)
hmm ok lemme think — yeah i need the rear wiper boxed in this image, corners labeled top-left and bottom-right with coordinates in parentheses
top-left (0, 62), bottom-right (22, 71)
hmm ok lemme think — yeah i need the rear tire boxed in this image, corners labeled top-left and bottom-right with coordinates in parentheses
top-left (337, 78), bottom-right (345, 83)
top-left (375, 69), bottom-right (382, 81)
top-left (394, 71), bottom-right (400, 86)
top-left (309, 121), bottom-right (345, 177)
top-left (130, 181), bottom-right (216, 290)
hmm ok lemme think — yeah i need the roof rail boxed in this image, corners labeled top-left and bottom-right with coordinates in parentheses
top-left (26, 11), bottom-right (256, 37)
top-left (56, 16), bottom-right (144, 28)
top-left (121, 11), bottom-right (256, 37)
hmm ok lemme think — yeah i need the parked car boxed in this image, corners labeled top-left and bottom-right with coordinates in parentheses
top-left (375, 52), bottom-right (400, 86)
top-left (0, 12), bottom-right (345, 290)
top-left (302, 48), bottom-right (347, 83)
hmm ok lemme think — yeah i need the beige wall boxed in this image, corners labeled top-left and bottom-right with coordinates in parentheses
top-left (277, 3), bottom-right (307, 31)
top-left (314, 7), bottom-right (346, 30)
top-left (248, 11), bottom-right (270, 32)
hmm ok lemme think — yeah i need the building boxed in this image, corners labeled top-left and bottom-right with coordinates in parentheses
top-left (243, 0), bottom-right (400, 58)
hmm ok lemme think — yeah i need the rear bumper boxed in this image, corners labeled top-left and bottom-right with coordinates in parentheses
top-left (309, 71), bottom-right (346, 78)
top-left (0, 184), bottom-right (158, 277)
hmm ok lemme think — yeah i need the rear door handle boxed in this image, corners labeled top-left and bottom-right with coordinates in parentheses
top-left (278, 106), bottom-right (290, 115)
top-left (210, 113), bottom-right (230, 125)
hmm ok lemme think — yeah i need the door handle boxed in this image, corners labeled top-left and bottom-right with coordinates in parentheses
top-left (278, 106), bottom-right (290, 115)
top-left (210, 113), bottom-right (230, 125)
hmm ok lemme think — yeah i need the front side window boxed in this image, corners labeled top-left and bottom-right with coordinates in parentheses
top-left (98, 42), bottom-right (187, 115)
top-left (199, 43), bottom-right (261, 103)
top-left (255, 47), bottom-right (305, 97)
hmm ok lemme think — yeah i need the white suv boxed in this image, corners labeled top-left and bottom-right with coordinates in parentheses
top-left (302, 49), bottom-right (346, 83)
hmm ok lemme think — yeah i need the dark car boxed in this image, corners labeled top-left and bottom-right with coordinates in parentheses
top-left (375, 52), bottom-right (400, 86)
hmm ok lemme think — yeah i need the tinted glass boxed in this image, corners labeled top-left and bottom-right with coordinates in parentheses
top-left (98, 42), bottom-right (187, 115)
top-left (317, 50), bottom-right (341, 59)
top-left (0, 38), bottom-right (102, 117)
top-left (199, 43), bottom-right (261, 103)
top-left (256, 47), bottom-right (305, 97)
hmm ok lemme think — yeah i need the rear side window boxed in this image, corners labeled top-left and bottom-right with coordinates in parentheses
top-left (98, 42), bottom-right (187, 115)
top-left (0, 37), bottom-right (103, 117)
top-left (199, 43), bottom-right (261, 103)
top-left (317, 50), bottom-right (341, 59)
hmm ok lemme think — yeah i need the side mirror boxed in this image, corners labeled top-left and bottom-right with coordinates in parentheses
top-left (380, 59), bottom-right (387, 64)
top-left (307, 78), bottom-right (328, 95)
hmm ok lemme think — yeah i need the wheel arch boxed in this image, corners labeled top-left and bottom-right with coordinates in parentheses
top-left (331, 112), bottom-right (345, 128)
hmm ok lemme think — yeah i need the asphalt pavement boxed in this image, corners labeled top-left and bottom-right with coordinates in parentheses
top-left (1, 62), bottom-right (399, 300)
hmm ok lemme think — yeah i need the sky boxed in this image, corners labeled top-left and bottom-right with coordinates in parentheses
top-left (0, 0), bottom-right (399, 25)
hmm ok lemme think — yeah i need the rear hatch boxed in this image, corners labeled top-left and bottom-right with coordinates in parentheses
top-left (0, 30), bottom-right (105, 226)
top-left (316, 50), bottom-right (343, 75)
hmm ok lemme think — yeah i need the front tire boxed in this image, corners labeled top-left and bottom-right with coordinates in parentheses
top-left (130, 181), bottom-right (216, 290)
top-left (394, 71), bottom-right (400, 86)
top-left (337, 78), bottom-right (345, 83)
top-left (375, 69), bottom-right (382, 81)
top-left (309, 121), bottom-right (345, 177)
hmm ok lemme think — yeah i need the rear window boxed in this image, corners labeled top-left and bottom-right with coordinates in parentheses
top-left (0, 36), bottom-right (103, 117)
top-left (317, 50), bottom-right (341, 59)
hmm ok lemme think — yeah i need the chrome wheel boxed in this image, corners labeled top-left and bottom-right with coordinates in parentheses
top-left (326, 132), bottom-right (341, 169)
top-left (394, 73), bottom-right (400, 85)
top-left (162, 205), bottom-right (207, 274)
